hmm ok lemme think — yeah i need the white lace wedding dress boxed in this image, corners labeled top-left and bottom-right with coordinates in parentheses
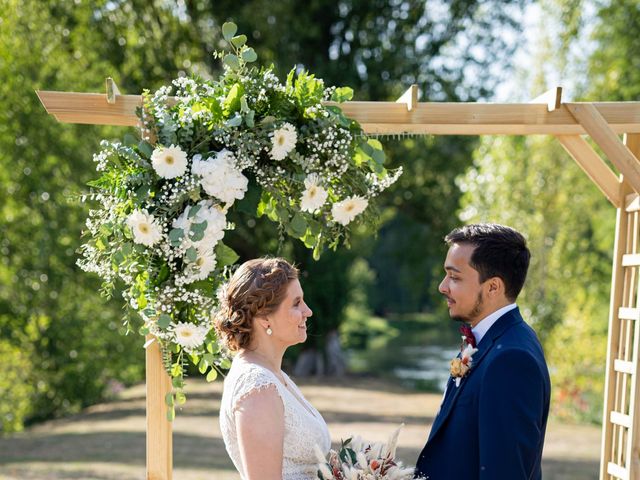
top-left (220, 357), bottom-right (332, 479)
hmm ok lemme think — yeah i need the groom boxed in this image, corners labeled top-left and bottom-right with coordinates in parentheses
top-left (415, 224), bottom-right (550, 480)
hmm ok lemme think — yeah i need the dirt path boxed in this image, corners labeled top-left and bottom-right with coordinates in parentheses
top-left (0, 377), bottom-right (600, 479)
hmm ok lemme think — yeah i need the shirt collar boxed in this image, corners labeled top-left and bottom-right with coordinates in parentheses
top-left (471, 303), bottom-right (517, 345)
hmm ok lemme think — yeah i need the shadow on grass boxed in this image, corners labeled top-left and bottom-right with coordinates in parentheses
top-left (542, 458), bottom-right (599, 480)
top-left (0, 431), bottom-right (234, 471)
top-left (320, 410), bottom-right (434, 426)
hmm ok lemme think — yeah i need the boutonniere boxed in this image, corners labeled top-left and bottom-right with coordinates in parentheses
top-left (450, 325), bottom-right (478, 387)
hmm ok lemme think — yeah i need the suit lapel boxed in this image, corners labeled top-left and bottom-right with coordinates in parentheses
top-left (427, 308), bottom-right (523, 442)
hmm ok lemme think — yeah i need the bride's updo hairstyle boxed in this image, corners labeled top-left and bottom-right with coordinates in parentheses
top-left (215, 257), bottom-right (298, 351)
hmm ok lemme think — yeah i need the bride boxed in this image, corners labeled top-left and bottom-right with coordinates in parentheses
top-left (215, 257), bottom-right (331, 480)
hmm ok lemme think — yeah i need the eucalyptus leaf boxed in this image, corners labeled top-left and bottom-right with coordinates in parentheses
top-left (244, 110), bottom-right (255, 127)
top-left (215, 242), bottom-right (240, 267)
top-left (169, 228), bottom-right (184, 247)
top-left (241, 47), bottom-right (257, 63)
top-left (166, 407), bottom-right (175, 422)
top-left (189, 229), bottom-right (205, 242)
top-left (172, 377), bottom-right (184, 389)
top-left (288, 213), bottom-right (308, 238)
top-left (157, 314), bottom-right (172, 329)
top-left (222, 22), bottom-right (237, 41)
top-left (206, 368), bottom-right (218, 382)
top-left (331, 86), bottom-right (354, 103)
top-left (190, 221), bottom-right (208, 235)
top-left (123, 133), bottom-right (138, 146)
top-left (260, 115), bottom-right (277, 125)
top-left (187, 204), bottom-right (202, 218)
top-left (198, 358), bottom-right (208, 374)
top-left (186, 246), bottom-right (198, 263)
top-left (226, 115), bottom-right (243, 127)
top-left (223, 53), bottom-right (240, 70)
top-left (231, 34), bottom-right (247, 47)
top-left (138, 140), bottom-right (154, 159)
top-left (371, 148), bottom-right (385, 165)
top-left (240, 96), bottom-right (249, 113)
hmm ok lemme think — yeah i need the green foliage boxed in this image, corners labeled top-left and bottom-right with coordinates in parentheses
top-left (459, 134), bottom-right (614, 422)
top-left (0, 339), bottom-right (34, 433)
top-left (0, 0), bottom-right (528, 431)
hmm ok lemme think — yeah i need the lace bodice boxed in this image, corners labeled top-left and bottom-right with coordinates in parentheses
top-left (219, 358), bottom-right (332, 480)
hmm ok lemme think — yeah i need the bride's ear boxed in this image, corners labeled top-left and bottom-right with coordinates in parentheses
top-left (254, 316), bottom-right (270, 330)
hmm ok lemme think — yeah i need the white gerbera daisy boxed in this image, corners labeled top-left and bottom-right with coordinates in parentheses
top-left (300, 174), bottom-right (328, 212)
top-left (151, 144), bottom-right (188, 179)
top-left (126, 209), bottom-right (163, 246)
top-left (331, 196), bottom-right (368, 226)
top-left (172, 322), bottom-right (208, 350)
top-left (270, 123), bottom-right (297, 160)
top-left (184, 248), bottom-right (217, 282)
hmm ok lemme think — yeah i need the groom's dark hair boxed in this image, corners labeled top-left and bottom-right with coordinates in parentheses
top-left (445, 223), bottom-right (531, 301)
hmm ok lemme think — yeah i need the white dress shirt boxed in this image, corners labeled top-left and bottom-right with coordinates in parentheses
top-left (471, 303), bottom-right (517, 345)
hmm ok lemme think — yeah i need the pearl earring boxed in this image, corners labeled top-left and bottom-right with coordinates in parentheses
top-left (266, 327), bottom-right (273, 336)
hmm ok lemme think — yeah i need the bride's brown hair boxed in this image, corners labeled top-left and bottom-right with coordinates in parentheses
top-left (214, 257), bottom-right (298, 351)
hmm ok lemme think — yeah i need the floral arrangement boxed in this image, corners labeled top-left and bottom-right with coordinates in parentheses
top-left (315, 425), bottom-right (418, 480)
top-left (450, 325), bottom-right (478, 387)
top-left (77, 22), bottom-right (401, 418)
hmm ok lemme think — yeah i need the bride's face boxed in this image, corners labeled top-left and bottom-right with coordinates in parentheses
top-left (269, 279), bottom-right (313, 346)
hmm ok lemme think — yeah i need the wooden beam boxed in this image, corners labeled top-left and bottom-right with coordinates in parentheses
top-left (530, 86), bottom-right (563, 112)
top-left (627, 133), bottom-right (640, 480)
top-left (566, 103), bottom-right (640, 194)
top-left (36, 90), bottom-right (640, 135)
top-left (146, 338), bottom-right (172, 479)
top-left (556, 135), bottom-right (622, 208)
top-left (600, 177), bottom-right (633, 480)
top-left (395, 84), bottom-right (418, 111)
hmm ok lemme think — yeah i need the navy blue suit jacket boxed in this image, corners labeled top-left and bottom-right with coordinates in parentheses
top-left (415, 308), bottom-right (550, 480)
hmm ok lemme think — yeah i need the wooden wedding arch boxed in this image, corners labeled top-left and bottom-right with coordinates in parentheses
top-left (37, 81), bottom-right (640, 480)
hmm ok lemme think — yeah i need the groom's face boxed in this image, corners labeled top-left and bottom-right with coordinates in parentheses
top-left (438, 243), bottom-right (486, 325)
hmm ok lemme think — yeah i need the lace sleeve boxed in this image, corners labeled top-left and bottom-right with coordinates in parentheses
top-left (231, 364), bottom-right (283, 413)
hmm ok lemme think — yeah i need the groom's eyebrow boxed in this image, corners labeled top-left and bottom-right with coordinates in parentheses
top-left (445, 265), bottom-right (461, 273)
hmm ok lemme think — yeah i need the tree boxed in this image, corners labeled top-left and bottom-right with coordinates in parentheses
top-left (456, 0), bottom-right (640, 422)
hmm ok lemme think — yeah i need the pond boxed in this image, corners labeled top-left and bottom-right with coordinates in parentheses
top-left (347, 316), bottom-right (462, 393)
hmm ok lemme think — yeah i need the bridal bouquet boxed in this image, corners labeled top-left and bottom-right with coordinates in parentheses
top-left (316, 425), bottom-right (417, 480)
top-left (76, 22), bottom-right (401, 417)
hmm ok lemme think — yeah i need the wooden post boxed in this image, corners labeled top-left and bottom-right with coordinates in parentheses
top-left (146, 337), bottom-right (173, 480)
top-left (600, 133), bottom-right (640, 480)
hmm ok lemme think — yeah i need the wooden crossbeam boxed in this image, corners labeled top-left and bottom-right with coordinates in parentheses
top-left (36, 90), bottom-right (640, 135)
top-left (566, 103), bottom-right (640, 194)
top-left (556, 135), bottom-right (622, 208)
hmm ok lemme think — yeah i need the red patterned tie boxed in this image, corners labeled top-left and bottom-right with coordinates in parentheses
top-left (459, 324), bottom-right (476, 349)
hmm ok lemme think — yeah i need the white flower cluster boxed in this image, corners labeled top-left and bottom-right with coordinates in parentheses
top-left (192, 150), bottom-right (249, 206)
top-left (79, 52), bottom-right (403, 396)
